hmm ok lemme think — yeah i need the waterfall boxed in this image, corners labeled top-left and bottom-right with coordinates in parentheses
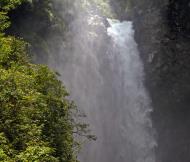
top-left (47, 2), bottom-right (156, 162)
top-left (106, 19), bottom-right (156, 162)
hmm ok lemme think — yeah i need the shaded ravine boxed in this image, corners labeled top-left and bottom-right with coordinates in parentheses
top-left (47, 3), bottom-right (156, 162)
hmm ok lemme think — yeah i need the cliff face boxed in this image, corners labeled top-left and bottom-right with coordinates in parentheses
top-left (113, 0), bottom-right (190, 161)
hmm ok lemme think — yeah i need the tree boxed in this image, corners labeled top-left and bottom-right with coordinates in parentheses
top-left (0, 0), bottom-right (90, 161)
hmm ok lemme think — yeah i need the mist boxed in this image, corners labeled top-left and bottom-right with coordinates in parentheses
top-left (46, 1), bottom-right (156, 161)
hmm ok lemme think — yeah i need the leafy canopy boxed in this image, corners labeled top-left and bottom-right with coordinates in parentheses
top-left (0, 0), bottom-right (93, 161)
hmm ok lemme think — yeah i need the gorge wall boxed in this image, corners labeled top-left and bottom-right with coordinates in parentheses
top-left (113, 0), bottom-right (190, 162)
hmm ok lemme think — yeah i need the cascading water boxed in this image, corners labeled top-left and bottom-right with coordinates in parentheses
top-left (106, 19), bottom-right (156, 162)
top-left (48, 2), bottom-right (156, 162)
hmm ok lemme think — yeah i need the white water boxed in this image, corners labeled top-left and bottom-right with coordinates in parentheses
top-left (47, 4), bottom-right (156, 161)
top-left (106, 19), bottom-right (156, 162)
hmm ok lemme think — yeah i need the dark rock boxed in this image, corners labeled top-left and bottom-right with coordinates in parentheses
top-left (112, 0), bottom-right (190, 161)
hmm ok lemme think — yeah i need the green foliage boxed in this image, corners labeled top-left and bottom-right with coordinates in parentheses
top-left (0, 12), bottom-right (10, 32)
top-left (0, 0), bottom-right (26, 31)
top-left (0, 0), bottom-right (92, 161)
top-left (0, 36), bottom-right (28, 68)
top-left (0, 0), bottom-right (24, 11)
top-left (0, 35), bottom-right (78, 161)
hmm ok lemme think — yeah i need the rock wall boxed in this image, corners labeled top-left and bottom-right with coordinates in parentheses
top-left (113, 0), bottom-right (190, 161)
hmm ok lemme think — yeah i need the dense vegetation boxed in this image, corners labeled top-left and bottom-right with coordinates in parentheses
top-left (0, 0), bottom-right (91, 161)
